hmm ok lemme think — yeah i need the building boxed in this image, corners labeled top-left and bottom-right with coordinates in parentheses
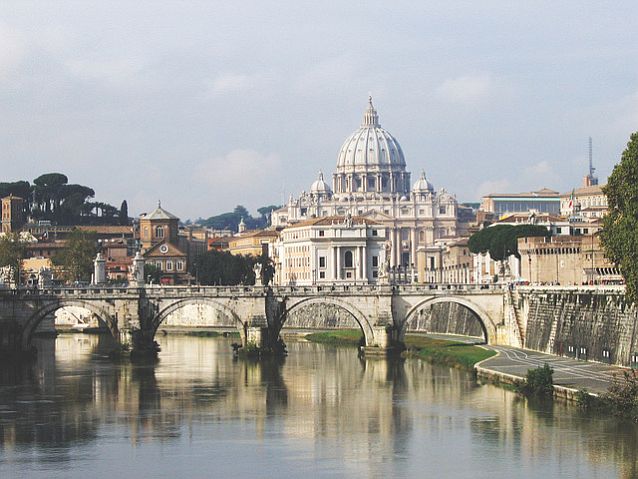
top-left (272, 215), bottom-right (387, 286)
top-left (518, 235), bottom-right (619, 285)
top-left (228, 229), bottom-right (279, 257)
top-left (480, 188), bottom-right (561, 217)
top-left (139, 202), bottom-right (179, 250)
top-left (143, 241), bottom-right (188, 284)
top-left (560, 184), bottom-right (608, 219)
top-left (272, 97), bottom-right (461, 270)
top-left (139, 203), bottom-right (190, 284)
top-left (1, 195), bottom-right (26, 233)
top-left (417, 238), bottom-right (473, 284)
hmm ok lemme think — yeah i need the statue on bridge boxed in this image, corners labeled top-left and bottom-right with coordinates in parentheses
top-left (253, 262), bottom-right (263, 286)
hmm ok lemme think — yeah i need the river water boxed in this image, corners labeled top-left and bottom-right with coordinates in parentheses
top-left (0, 334), bottom-right (637, 479)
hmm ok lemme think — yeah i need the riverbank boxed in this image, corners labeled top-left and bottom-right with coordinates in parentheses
top-left (304, 330), bottom-right (496, 369)
top-left (158, 328), bottom-right (241, 338)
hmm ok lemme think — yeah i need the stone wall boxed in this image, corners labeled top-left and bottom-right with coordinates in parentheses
top-left (159, 304), bottom-right (236, 329)
top-left (404, 303), bottom-right (485, 338)
top-left (521, 289), bottom-right (638, 367)
top-left (283, 303), bottom-right (359, 330)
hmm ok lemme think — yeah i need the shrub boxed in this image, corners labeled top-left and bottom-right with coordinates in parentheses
top-left (519, 363), bottom-right (554, 397)
top-left (601, 370), bottom-right (638, 421)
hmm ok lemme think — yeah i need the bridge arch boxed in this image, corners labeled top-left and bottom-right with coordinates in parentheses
top-left (22, 299), bottom-right (118, 349)
top-left (283, 297), bottom-right (375, 346)
top-left (152, 297), bottom-right (245, 337)
top-left (401, 296), bottom-right (497, 344)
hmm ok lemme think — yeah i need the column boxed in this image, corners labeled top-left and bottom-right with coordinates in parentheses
top-left (410, 228), bottom-right (417, 268)
top-left (390, 228), bottom-right (397, 268)
top-left (336, 247), bottom-right (341, 280)
top-left (362, 245), bottom-right (368, 282)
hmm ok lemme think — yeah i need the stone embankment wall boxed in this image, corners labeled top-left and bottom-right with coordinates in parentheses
top-left (283, 303), bottom-right (358, 329)
top-left (404, 303), bottom-right (484, 338)
top-left (520, 288), bottom-right (638, 367)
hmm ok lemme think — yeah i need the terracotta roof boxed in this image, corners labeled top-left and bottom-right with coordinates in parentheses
top-left (560, 184), bottom-right (606, 197)
top-left (141, 203), bottom-right (179, 220)
top-left (143, 241), bottom-right (186, 258)
top-left (286, 215), bottom-right (380, 229)
top-left (76, 225), bottom-right (134, 235)
top-left (235, 229), bottom-right (280, 239)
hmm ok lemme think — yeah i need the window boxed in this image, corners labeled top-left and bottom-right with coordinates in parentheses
top-left (319, 271), bottom-right (325, 279)
top-left (439, 206), bottom-right (446, 215)
top-left (176, 261), bottom-right (184, 271)
top-left (166, 261), bottom-right (173, 271)
top-left (372, 256), bottom-right (378, 267)
top-left (318, 230), bottom-right (325, 237)
top-left (319, 256), bottom-right (326, 268)
top-left (344, 250), bottom-right (353, 268)
top-left (372, 229), bottom-right (378, 236)
top-left (155, 226), bottom-right (164, 238)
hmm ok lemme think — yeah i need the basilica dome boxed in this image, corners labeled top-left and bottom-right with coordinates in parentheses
top-left (336, 97), bottom-right (406, 173)
top-left (333, 97), bottom-right (410, 197)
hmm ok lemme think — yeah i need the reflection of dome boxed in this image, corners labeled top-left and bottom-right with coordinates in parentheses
top-left (336, 97), bottom-right (406, 173)
top-left (412, 170), bottom-right (434, 193)
top-left (310, 171), bottom-right (332, 196)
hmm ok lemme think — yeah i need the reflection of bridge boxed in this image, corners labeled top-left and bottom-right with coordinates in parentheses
top-left (0, 284), bottom-right (518, 356)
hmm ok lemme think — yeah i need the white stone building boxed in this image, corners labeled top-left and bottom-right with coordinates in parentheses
top-left (272, 216), bottom-right (387, 286)
top-left (272, 97), bottom-right (461, 270)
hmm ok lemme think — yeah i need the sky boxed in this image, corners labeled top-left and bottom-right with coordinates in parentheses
top-left (1, 1), bottom-right (637, 221)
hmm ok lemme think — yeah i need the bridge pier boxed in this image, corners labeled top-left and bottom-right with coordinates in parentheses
top-left (0, 320), bottom-right (36, 359)
top-left (362, 323), bottom-right (403, 356)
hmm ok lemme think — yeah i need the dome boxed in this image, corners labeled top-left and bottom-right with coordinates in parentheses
top-left (310, 171), bottom-right (332, 196)
top-left (412, 170), bottom-right (434, 193)
top-left (336, 97), bottom-right (406, 173)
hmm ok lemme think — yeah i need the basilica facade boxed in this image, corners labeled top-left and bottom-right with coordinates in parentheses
top-left (272, 98), bottom-right (462, 271)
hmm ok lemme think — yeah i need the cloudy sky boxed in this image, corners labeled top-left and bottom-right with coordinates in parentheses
top-left (2, 1), bottom-right (637, 220)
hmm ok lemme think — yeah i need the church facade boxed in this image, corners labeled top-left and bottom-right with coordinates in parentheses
top-left (272, 98), bottom-right (462, 271)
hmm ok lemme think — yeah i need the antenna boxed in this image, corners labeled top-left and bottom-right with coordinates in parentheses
top-left (588, 136), bottom-right (595, 177)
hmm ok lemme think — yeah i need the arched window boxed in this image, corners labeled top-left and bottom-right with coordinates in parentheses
top-left (344, 250), bottom-right (353, 268)
top-left (156, 226), bottom-right (164, 238)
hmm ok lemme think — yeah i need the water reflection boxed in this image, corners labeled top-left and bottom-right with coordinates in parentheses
top-left (0, 334), bottom-right (636, 478)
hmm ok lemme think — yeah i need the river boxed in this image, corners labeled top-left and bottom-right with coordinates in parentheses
top-left (0, 334), bottom-right (636, 478)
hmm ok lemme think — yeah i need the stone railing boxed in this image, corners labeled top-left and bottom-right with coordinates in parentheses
top-left (0, 282), bottom-right (570, 300)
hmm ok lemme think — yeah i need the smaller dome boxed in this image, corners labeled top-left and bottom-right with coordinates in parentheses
top-left (412, 170), bottom-right (434, 193)
top-left (310, 171), bottom-right (332, 195)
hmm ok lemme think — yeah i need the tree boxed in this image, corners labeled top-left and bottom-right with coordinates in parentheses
top-left (469, 224), bottom-right (550, 261)
top-left (600, 131), bottom-right (638, 304)
top-left (144, 263), bottom-right (161, 284)
top-left (119, 200), bottom-right (129, 225)
top-left (0, 233), bottom-right (27, 285)
top-left (0, 181), bottom-right (31, 200)
top-left (52, 230), bottom-right (98, 283)
top-left (190, 250), bottom-right (254, 285)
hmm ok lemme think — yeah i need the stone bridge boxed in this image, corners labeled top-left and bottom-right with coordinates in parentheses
top-left (0, 283), bottom-right (517, 357)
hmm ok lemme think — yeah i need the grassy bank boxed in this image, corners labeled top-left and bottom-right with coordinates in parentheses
top-left (304, 329), bottom-right (363, 346)
top-left (404, 335), bottom-right (496, 370)
top-left (159, 329), bottom-right (241, 338)
top-left (303, 330), bottom-right (496, 369)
